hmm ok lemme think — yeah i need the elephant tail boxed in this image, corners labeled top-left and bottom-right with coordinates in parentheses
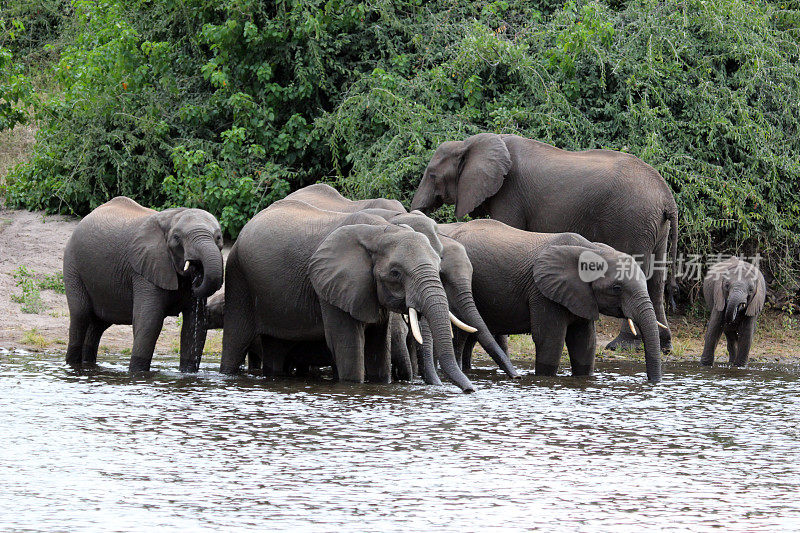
top-left (666, 206), bottom-right (679, 312)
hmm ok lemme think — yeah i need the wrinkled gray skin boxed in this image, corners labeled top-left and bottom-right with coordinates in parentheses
top-left (411, 133), bottom-right (678, 353)
top-left (220, 199), bottom-right (475, 392)
top-left (283, 184), bottom-right (519, 379)
top-left (63, 196), bottom-right (224, 372)
top-left (441, 220), bottom-right (662, 383)
top-left (209, 291), bottom-right (415, 380)
top-left (700, 257), bottom-right (766, 367)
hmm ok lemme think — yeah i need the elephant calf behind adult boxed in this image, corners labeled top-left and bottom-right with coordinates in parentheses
top-left (63, 196), bottom-right (224, 371)
top-left (412, 133), bottom-right (678, 352)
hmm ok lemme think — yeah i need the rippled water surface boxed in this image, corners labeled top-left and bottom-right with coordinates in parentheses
top-left (2, 350), bottom-right (800, 532)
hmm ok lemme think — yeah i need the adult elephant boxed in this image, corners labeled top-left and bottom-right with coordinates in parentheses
top-left (63, 196), bottom-right (224, 372)
top-left (283, 184), bottom-right (519, 379)
top-left (411, 133), bottom-right (678, 352)
top-left (209, 290), bottom-right (416, 380)
top-left (440, 219), bottom-right (663, 383)
top-left (220, 199), bottom-right (476, 392)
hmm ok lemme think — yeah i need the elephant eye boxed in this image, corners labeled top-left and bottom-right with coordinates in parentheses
top-left (611, 284), bottom-right (622, 294)
top-left (390, 268), bottom-right (402, 280)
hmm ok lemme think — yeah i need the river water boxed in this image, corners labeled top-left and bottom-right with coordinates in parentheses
top-left (1, 350), bottom-right (799, 532)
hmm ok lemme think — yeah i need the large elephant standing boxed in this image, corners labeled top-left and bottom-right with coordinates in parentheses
top-left (411, 133), bottom-right (678, 352)
top-left (439, 219), bottom-right (663, 382)
top-left (220, 199), bottom-right (476, 392)
top-left (63, 196), bottom-right (224, 372)
top-left (283, 184), bottom-right (519, 379)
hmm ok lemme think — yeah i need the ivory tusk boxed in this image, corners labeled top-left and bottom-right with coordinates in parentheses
top-left (449, 322), bottom-right (454, 338)
top-left (449, 311), bottom-right (478, 333)
top-left (184, 260), bottom-right (190, 272)
top-left (627, 318), bottom-right (637, 336)
top-left (408, 308), bottom-right (423, 345)
top-left (657, 320), bottom-right (669, 330)
top-left (402, 314), bottom-right (409, 325)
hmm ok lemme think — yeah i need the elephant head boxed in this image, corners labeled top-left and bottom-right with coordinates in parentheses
top-left (357, 209), bottom-right (518, 378)
top-left (704, 258), bottom-right (765, 324)
top-left (532, 240), bottom-right (663, 383)
top-left (308, 223), bottom-right (474, 392)
top-left (411, 133), bottom-right (511, 218)
top-left (130, 208), bottom-right (224, 299)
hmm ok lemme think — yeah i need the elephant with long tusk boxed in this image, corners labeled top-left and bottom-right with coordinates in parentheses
top-left (282, 183), bottom-right (519, 380)
top-left (220, 199), bottom-right (476, 393)
top-left (439, 219), bottom-right (663, 383)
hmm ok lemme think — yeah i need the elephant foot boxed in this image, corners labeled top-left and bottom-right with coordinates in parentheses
top-left (534, 362), bottom-right (559, 376)
top-left (571, 364), bottom-right (594, 377)
top-left (605, 331), bottom-right (642, 352)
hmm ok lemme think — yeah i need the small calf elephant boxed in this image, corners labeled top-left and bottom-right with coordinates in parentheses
top-left (700, 257), bottom-right (765, 367)
top-left (63, 196), bottom-right (224, 372)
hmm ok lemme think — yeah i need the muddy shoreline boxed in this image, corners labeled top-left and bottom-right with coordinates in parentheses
top-left (1, 208), bottom-right (798, 366)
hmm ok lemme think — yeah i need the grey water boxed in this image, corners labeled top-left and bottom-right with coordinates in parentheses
top-left (1, 351), bottom-right (800, 532)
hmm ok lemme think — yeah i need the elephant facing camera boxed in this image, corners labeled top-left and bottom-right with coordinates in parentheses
top-left (700, 257), bottom-right (766, 367)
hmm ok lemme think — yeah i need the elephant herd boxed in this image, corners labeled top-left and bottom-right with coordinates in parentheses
top-left (62, 133), bottom-right (766, 392)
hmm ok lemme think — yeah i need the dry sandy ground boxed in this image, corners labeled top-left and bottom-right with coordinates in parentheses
top-left (0, 207), bottom-right (798, 367)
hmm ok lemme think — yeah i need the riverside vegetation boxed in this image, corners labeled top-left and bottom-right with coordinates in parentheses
top-left (1, 0), bottom-right (799, 313)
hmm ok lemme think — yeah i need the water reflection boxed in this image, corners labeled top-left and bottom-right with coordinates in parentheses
top-left (1, 351), bottom-right (799, 531)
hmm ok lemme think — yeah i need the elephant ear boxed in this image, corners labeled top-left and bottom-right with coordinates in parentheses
top-left (706, 261), bottom-right (729, 312)
top-left (532, 245), bottom-right (599, 320)
top-left (309, 224), bottom-right (380, 323)
top-left (455, 133), bottom-right (512, 218)
top-left (129, 211), bottom-right (182, 291)
top-left (746, 271), bottom-right (766, 316)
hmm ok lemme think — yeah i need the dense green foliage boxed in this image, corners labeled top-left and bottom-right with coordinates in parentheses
top-left (2, 0), bottom-right (800, 300)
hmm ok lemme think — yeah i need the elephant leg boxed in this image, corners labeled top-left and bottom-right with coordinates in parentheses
top-left (725, 331), bottom-right (739, 365)
top-left (220, 267), bottom-right (257, 374)
top-left (452, 329), bottom-right (468, 369)
top-left (531, 304), bottom-right (568, 376)
top-left (565, 321), bottom-right (597, 376)
top-left (246, 336), bottom-right (265, 374)
top-left (65, 276), bottom-right (92, 368)
top-left (365, 321), bottom-right (391, 384)
top-left (496, 334), bottom-right (509, 354)
top-left (179, 296), bottom-right (207, 373)
top-left (647, 239), bottom-right (672, 353)
top-left (81, 317), bottom-right (110, 367)
top-left (128, 283), bottom-right (167, 372)
top-left (66, 312), bottom-right (90, 369)
top-left (733, 317), bottom-right (755, 367)
top-left (700, 310), bottom-right (724, 366)
top-left (462, 336), bottom-right (477, 371)
top-left (259, 336), bottom-right (294, 376)
top-left (406, 335), bottom-right (419, 378)
top-left (320, 301), bottom-right (366, 383)
top-left (391, 326), bottom-right (413, 382)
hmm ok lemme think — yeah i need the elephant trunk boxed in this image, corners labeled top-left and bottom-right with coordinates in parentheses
top-left (451, 284), bottom-right (519, 378)
top-left (411, 269), bottom-right (475, 392)
top-left (189, 236), bottom-right (224, 299)
top-left (417, 319), bottom-right (443, 385)
top-left (725, 289), bottom-right (748, 325)
top-left (624, 291), bottom-right (662, 383)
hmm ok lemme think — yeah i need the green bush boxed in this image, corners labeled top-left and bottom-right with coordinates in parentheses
top-left (3, 0), bottom-right (800, 299)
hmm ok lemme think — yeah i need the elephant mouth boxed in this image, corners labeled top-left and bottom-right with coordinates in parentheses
top-left (183, 260), bottom-right (205, 289)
